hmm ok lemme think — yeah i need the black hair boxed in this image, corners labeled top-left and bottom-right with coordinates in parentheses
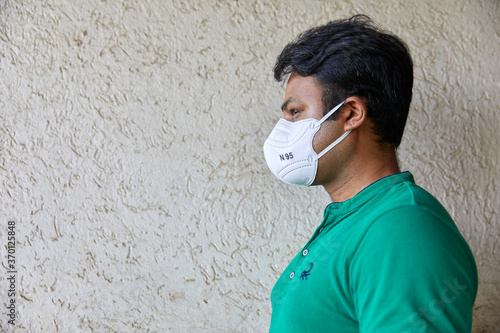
top-left (273, 15), bottom-right (413, 148)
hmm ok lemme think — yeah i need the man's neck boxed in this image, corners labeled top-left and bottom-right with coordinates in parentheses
top-left (323, 149), bottom-right (401, 202)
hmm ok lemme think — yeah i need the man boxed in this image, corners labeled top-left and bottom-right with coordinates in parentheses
top-left (263, 15), bottom-right (477, 332)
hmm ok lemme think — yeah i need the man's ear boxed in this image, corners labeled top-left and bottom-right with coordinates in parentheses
top-left (341, 96), bottom-right (368, 131)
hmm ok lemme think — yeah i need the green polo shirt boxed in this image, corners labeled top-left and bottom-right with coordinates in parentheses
top-left (270, 172), bottom-right (477, 332)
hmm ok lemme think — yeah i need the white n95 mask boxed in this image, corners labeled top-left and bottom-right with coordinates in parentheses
top-left (263, 101), bottom-right (351, 187)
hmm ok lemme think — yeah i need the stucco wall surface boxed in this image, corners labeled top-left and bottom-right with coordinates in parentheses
top-left (0, 0), bottom-right (498, 332)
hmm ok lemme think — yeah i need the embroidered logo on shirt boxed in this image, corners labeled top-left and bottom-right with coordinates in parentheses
top-left (300, 263), bottom-right (313, 280)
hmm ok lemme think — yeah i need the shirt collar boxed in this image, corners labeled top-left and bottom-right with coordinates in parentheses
top-left (323, 171), bottom-right (415, 217)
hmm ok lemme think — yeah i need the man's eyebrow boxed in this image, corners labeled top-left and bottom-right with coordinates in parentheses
top-left (281, 97), bottom-right (300, 111)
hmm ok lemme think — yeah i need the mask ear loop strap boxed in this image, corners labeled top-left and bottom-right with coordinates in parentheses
top-left (313, 100), bottom-right (349, 161)
top-left (318, 101), bottom-right (345, 125)
top-left (313, 130), bottom-right (351, 161)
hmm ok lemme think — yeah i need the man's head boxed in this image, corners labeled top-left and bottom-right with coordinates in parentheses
top-left (273, 15), bottom-right (413, 148)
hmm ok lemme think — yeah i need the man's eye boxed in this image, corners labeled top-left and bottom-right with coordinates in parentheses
top-left (290, 109), bottom-right (300, 115)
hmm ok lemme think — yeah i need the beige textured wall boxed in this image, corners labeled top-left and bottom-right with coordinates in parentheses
top-left (0, 0), bottom-right (498, 331)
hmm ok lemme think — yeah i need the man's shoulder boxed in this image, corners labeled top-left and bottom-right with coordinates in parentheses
top-left (350, 176), bottom-right (476, 278)
top-left (346, 177), bottom-right (464, 248)
top-left (370, 176), bottom-right (452, 223)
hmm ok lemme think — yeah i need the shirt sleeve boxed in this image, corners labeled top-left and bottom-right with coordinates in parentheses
top-left (349, 206), bottom-right (477, 333)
